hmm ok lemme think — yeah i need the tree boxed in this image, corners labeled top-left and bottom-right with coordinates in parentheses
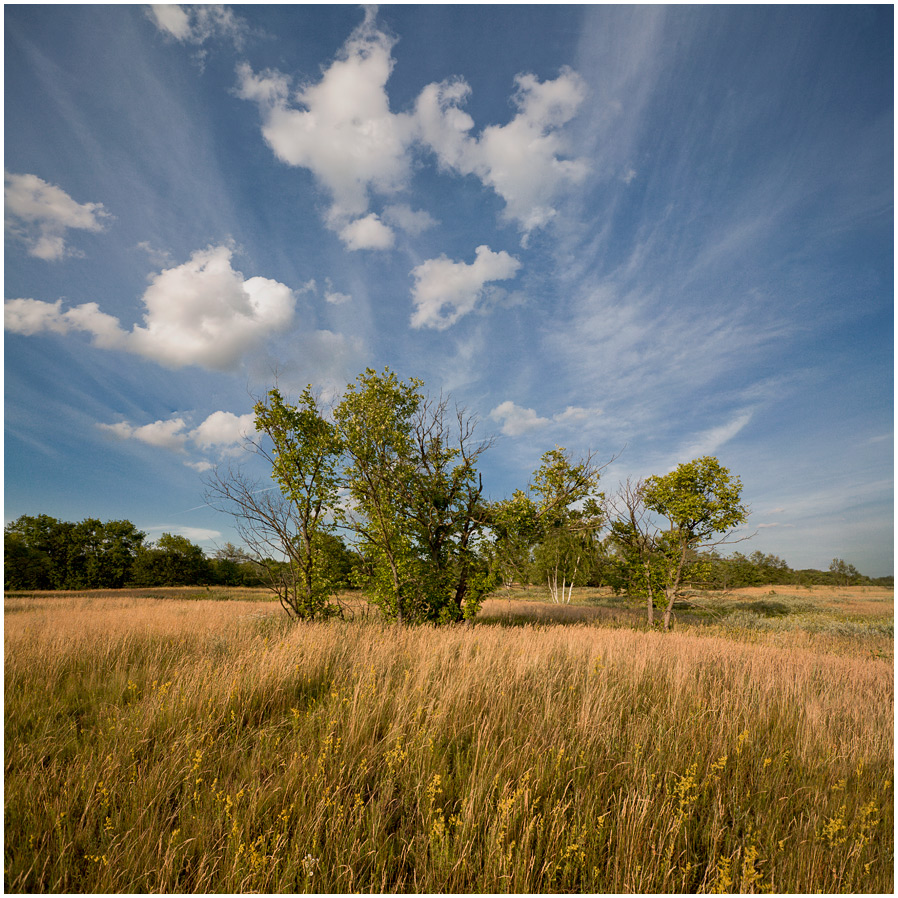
top-left (206, 387), bottom-right (345, 620)
top-left (528, 447), bottom-right (605, 603)
top-left (641, 456), bottom-right (749, 630)
top-left (130, 533), bottom-right (213, 586)
top-left (4, 514), bottom-right (146, 589)
top-left (334, 368), bottom-right (493, 623)
top-left (606, 479), bottom-right (666, 625)
top-left (487, 489), bottom-right (540, 589)
top-left (829, 558), bottom-right (859, 587)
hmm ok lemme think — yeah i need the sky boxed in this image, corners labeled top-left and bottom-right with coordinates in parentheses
top-left (4, 4), bottom-right (894, 576)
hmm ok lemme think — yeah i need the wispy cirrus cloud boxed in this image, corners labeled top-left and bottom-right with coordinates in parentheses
top-left (5, 171), bottom-right (111, 261)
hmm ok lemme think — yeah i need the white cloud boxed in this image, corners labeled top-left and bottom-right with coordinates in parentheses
top-left (149, 4), bottom-right (246, 47)
top-left (98, 417), bottom-right (189, 451)
top-left (4, 244), bottom-right (297, 371)
top-left (415, 68), bottom-right (589, 241)
top-left (324, 279), bottom-right (352, 305)
top-left (490, 401), bottom-right (551, 437)
top-left (189, 410), bottom-right (255, 449)
top-left (489, 401), bottom-right (601, 437)
top-left (100, 408), bottom-right (256, 466)
top-left (338, 213), bottom-right (396, 251)
top-left (5, 171), bottom-right (111, 260)
top-left (410, 245), bottom-right (520, 330)
top-left (145, 525), bottom-right (222, 543)
top-left (676, 410), bottom-right (754, 461)
top-left (554, 405), bottom-right (602, 425)
top-left (236, 8), bottom-right (416, 234)
top-left (236, 10), bottom-right (587, 245)
top-left (382, 203), bottom-right (438, 236)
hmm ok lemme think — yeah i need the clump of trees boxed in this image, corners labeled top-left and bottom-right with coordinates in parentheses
top-left (10, 370), bottom-right (885, 621)
top-left (4, 515), bottom-right (211, 590)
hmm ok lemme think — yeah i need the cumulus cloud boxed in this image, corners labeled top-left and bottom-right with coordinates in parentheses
top-left (236, 9), bottom-right (587, 246)
top-left (415, 67), bottom-right (589, 241)
top-left (338, 213), bottom-right (396, 251)
top-left (236, 8), bottom-right (416, 246)
top-left (410, 245), bottom-right (520, 330)
top-left (5, 171), bottom-right (111, 260)
top-left (148, 4), bottom-right (247, 47)
top-left (189, 410), bottom-right (255, 449)
top-left (489, 401), bottom-right (600, 437)
top-left (98, 418), bottom-right (190, 451)
top-left (99, 409), bottom-right (256, 467)
top-left (5, 244), bottom-right (297, 371)
top-left (489, 400), bottom-right (551, 437)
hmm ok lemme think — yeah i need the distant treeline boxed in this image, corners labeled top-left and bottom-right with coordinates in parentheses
top-left (3, 514), bottom-right (360, 592)
top-left (4, 513), bottom-right (890, 593)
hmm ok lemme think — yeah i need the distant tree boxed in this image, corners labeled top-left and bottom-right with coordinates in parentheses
top-left (829, 558), bottom-right (860, 587)
top-left (4, 531), bottom-right (54, 590)
top-left (211, 543), bottom-right (263, 587)
top-left (4, 514), bottom-right (146, 589)
top-left (528, 447), bottom-right (605, 603)
top-left (642, 457), bottom-right (749, 630)
top-left (130, 533), bottom-right (212, 587)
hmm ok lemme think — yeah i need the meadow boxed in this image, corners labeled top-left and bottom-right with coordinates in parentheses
top-left (4, 586), bottom-right (893, 892)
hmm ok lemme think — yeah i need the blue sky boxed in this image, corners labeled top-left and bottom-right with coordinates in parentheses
top-left (4, 4), bottom-right (893, 576)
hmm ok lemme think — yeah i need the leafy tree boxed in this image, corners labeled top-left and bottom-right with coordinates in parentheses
top-left (829, 557), bottom-right (860, 587)
top-left (487, 489), bottom-right (540, 588)
top-left (606, 479), bottom-right (666, 624)
top-left (528, 447), bottom-right (604, 603)
top-left (334, 368), bottom-right (492, 623)
top-left (130, 533), bottom-right (212, 587)
top-left (4, 532), bottom-right (54, 590)
top-left (206, 387), bottom-right (345, 620)
top-left (642, 456), bottom-right (748, 630)
top-left (4, 514), bottom-right (145, 589)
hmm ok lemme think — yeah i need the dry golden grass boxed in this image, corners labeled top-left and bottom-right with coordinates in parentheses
top-left (4, 591), bottom-right (893, 892)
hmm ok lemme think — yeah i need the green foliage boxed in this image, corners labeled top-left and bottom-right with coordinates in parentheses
top-left (642, 456), bottom-right (747, 541)
top-left (608, 458), bottom-right (749, 629)
top-left (335, 368), bottom-right (492, 623)
top-left (4, 514), bottom-right (146, 590)
top-left (130, 533), bottom-right (213, 587)
top-left (250, 387), bottom-right (344, 620)
top-left (488, 448), bottom-right (605, 602)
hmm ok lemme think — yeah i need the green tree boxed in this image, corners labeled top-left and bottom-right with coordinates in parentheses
top-left (206, 387), bottom-right (345, 620)
top-left (486, 489), bottom-right (540, 589)
top-left (642, 456), bottom-right (748, 630)
top-left (829, 557), bottom-right (859, 587)
top-left (4, 514), bottom-right (146, 589)
top-left (606, 479), bottom-right (666, 624)
top-left (528, 447), bottom-right (604, 603)
top-left (130, 533), bottom-right (213, 587)
top-left (334, 368), bottom-right (492, 623)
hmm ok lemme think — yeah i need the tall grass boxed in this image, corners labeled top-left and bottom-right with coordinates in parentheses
top-left (5, 596), bottom-right (893, 892)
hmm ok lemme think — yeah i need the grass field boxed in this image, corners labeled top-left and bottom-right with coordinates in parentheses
top-left (4, 586), bottom-right (893, 892)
